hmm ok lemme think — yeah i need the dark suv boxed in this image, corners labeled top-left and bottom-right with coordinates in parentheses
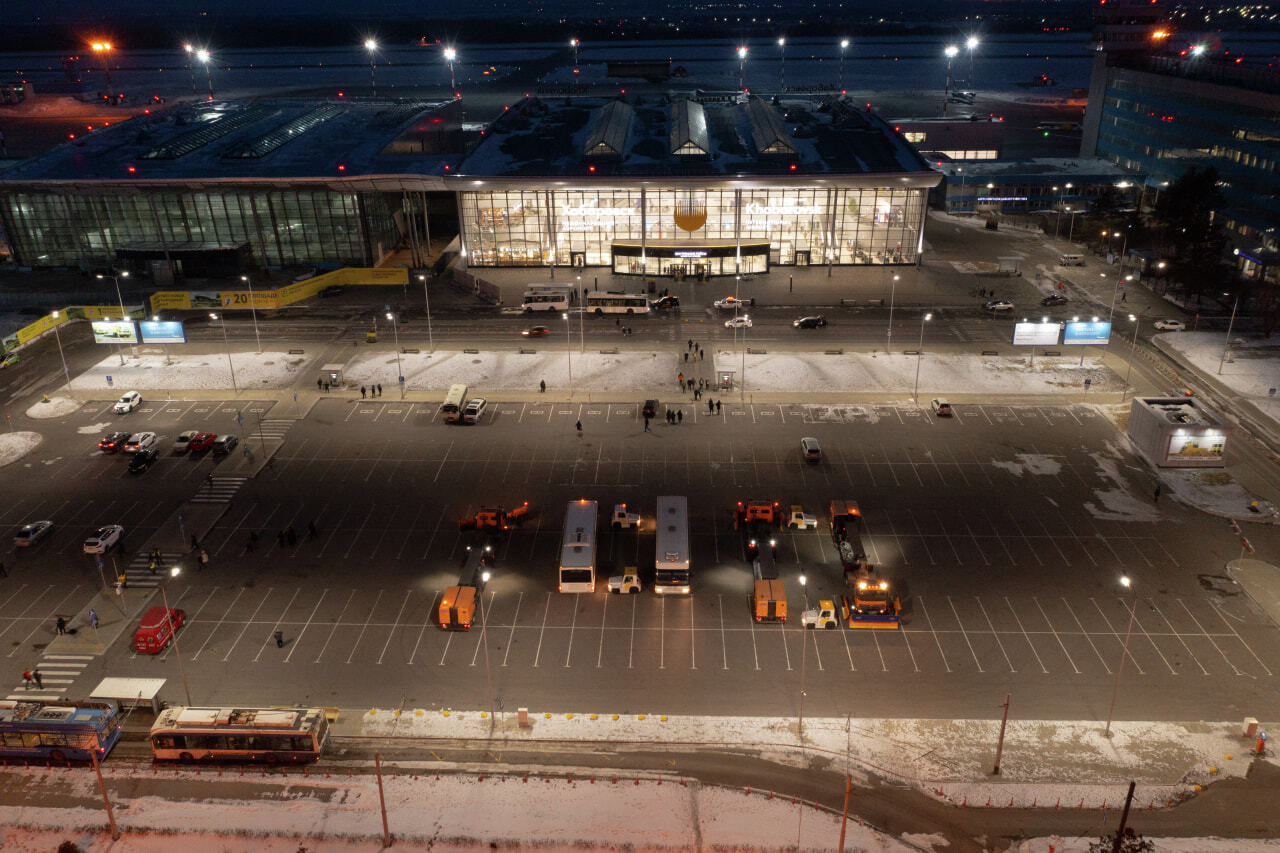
top-left (1040, 294), bottom-right (1069, 307)
top-left (652, 295), bottom-right (680, 310)
top-left (793, 315), bottom-right (828, 329)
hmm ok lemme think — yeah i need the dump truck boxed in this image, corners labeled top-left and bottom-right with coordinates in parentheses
top-left (829, 500), bottom-right (868, 570)
top-left (457, 501), bottom-right (529, 531)
top-left (840, 564), bottom-right (901, 629)
top-left (736, 499), bottom-right (787, 621)
top-left (438, 543), bottom-right (494, 630)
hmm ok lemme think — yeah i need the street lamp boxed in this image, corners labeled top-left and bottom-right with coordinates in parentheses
top-left (778, 37), bottom-right (786, 91)
top-left (183, 43), bottom-right (197, 94)
top-left (209, 313), bottom-right (239, 397)
top-left (96, 270), bottom-right (132, 364)
top-left (839, 39), bottom-right (849, 92)
top-left (1218, 291), bottom-right (1241, 375)
top-left (913, 312), bottom-right (932, 402)
top-left (479, 566), bottom-right (496, 731)
top-left (965, 35), bottom-right (979, 87)
top-left (570, 38), bottom-right (579, 68)
top-left (562, 311), bottom-right (573, 398)
top-left (737, 46), bottom-right (748, 92)
top-left (386, 312), bottom-right (404, 399)
top-left (1121, 314), bottom-right (1139, 402)
top-left (239, 274), bottom-right (262, 354)
top-left (152, 315), bottom-right (173, 365)
top-left (943, 45), bottom-right (959, 114)
top-left (798, 573), bottom-right (808, 741)
top-left (163, 566), bottom-right (193, 706)
top-left (196, 48), bottom-right (213, 98)
top-left (416, 274), bottom-right (435, 352)
top-left (50, 311), bottom-right (72, 396)
top-left (1104, 575), bottom-right (1137, 737)
top-left (443, 47), bottom-right (458, 93)
top-left (886, 274), bottom-right (899, 353)
top-left (91, 41), bottom-right (114, 95)
top-left (364, 39), bottom-right (378, 96)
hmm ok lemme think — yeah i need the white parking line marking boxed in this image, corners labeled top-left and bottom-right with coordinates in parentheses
top-left (977, 597), bottom-right (1018, 672)
top-left (1090, 598), bottom-right (1144, 675)
top-left (747, 598), bottom-right (760, 670)
top-left (1031, 597), bottom-right (1078, 673)
top-left (917, 596), bottom-right (952, 673)
top-left (312, 589), bottom-right (357, 664)
top-left (907, 509), bottom-right (938, 565)
top-left (221, 588), bottom-right (273, 663)
top-left (658, 595), bottom-right (666, 670)
top-left (948, 595), bottom-right (985, 672)
top-left (377, 590), bottom-right (414, 665)
top-left (255, 589), bottom-right (299, 662)
top-left (719, 595), bottom-right (729, 670)
top-left (407, 591), bottom-right (441, 666)
top-left (690, 596), bottom-right (697, 670)
top-left (563, 598), bottom-right (580, 668)
top-left (1207, 601), bottom-right (1273, 677)
top-left (1147, 599), bottom-right (1209, 675)
top-left (342, 505), bottom-right (377, 560)
top-left (596, 593), bottom-right (608, 668)
top-left (284, 589), bottom-right (329, 664)
top-left (1125, 599), bottom-right (1179, 675)
top-left (1177, 598), bottom-right (1244, 676)
top-left (433, 441), bottom-right (454, 483)
top-left (532, 593), bottom-right (551, 668)
top-left (501, 591), bottom-right (523, 667)
top-left (6, 586), bottom-right (82, 659)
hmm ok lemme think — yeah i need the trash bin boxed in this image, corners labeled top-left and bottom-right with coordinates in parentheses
top-left (366, 331), bottom-right (377, 344)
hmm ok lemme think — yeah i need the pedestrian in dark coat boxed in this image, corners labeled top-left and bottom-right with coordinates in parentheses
top-left (56, 617), bottom-right (66, 635)
top-left (677, 410), bottom-right (683, 424)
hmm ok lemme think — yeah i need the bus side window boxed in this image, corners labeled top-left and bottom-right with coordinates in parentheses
top-left (40, 733), bottom-right (69, 747)
top-left (21, 733), bottom-right (42, 747)
top-left (2, 732), bottom-right (24, 746)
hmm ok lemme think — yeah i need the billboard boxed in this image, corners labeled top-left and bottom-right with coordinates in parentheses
top-left (1063, 321), bottom-right (1113, 346)
top-left (1012, 322), bottom-right (1061, 347)
top-left (139, 321), bottom-right (187, 344)
top-left (91, 321), bottom-right (138, 345)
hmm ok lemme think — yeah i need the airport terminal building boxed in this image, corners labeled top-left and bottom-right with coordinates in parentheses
top-left (0, 93), bottom-right (940, 280)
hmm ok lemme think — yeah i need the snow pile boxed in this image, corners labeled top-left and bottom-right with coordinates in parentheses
top-left (991, 453), bottom-right (1063, 476)
top-left (1163, 469), bottom-right (1279, 522)
top-left (24, 395), bottom-right (80, 419)
top-left (0, 432), bottom-right (42, 467)
top-left (69, 351), bottom-right (309, 391)
top-left (1082, 442), bottom-right (1162, 522)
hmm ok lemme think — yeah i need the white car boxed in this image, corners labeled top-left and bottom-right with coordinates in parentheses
top-left (83, 524), bottom-right (124, 554)
top-left (714, 296), bottom-right (746, 310)
top-left (123, 432), bottom-right (157, 453)
top-left (724, 316), bottom-right (753, 329)
top-left (14, 520), bottom-right (54, 547)
top-left (1154, 319), bottom-right (1186, 331)
top-left (984, 300), bottom-right (1015, 312)
top-left (114, 391), bottom-right (142, 414)
top-left (462, 397), bottom-right (488, 424)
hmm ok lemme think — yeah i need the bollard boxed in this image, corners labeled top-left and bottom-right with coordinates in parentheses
top-left (768, 791), bottom-right (773, 799)
top-left (961, 796), bottom-right (966, 806)
top-left (217, 767), bottom-right (222, 777)
top-left (1079, 799), bottom-right (1084, 808)
top-left (745, 786), bottom-right (751, 796)
top-left (523, 774), bottom-right (527, 782)
top-left (1055, 797), bottom-right (1060, 808)
top-left (590, 777), bottom-right (594, 784)
top-left (657, 778), bottom-right (662, 785)
top-left (1008, 797), bottom-right (1013, 807)
top-left (1032, 797), bottom-right (1036, 808)
top-left (612, 776), bottom-right (617, 784)
top-left (680, 778), bottom-right (686, 787)
top-left (1148, 800), bottom-right (1154, 809)
top-left (985, 796), bottom-right (991, 807)
top-left (634, 778), bottom-right (639, 786)
top-left (326, 770), bottom-right (330, 778)
top-left (1102, 799), bottom-right (1107, 810)
top-left (479, 775), bottom-right (484, 782)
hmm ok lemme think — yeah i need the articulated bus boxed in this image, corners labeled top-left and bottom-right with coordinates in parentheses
top-left (0, 699), bottom-right (123, 763)
top-left (559, 499), bottom-right (598, 593)
top-left (585, 292), bottom-right (650, 315)
top-left (149, 706), bottom-right (330, 764)
top-left (521, 285), bottom-right (574, 312)
top-left (653, 495), bottom-right (691, 594)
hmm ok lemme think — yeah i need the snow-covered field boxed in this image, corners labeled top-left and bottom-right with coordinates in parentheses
top-left (0, 431), bottom-right (41, 467)
top-left (68, 350), bottom-right (309, 392)
top-left (1157, 331), bottom-right (1280, 423)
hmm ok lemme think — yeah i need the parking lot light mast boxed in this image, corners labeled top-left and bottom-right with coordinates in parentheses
top-left (737, 46), bottom-right (748, 92)
top-left (777, 37), bottom-right (786, 91)
top-left (562, 312), bottom-right (573, 399)
top-left (196, 48), bottom-right (213, 98)
top-left (965, 36), bottom-right (979, 87)
top-left (51, 311), bottom-right (73, 395)
top-left (239, 274), bottom-right (262, 353)
top-left (183, 43), bottom-right (197, 94)
top-left (416, 275), bottom-right (435, 352)
top-left (480, 568), bottom-right (496, 732)
top-left (886, 273), bottom-right (899, 353)
top-left (1104, 575), bottom-right (1137, 737)
top-left (163, 567), bottom-right (193, 706)
top-left (1218, 291), bottom-right (1240, 375)
top-left (913, 312), bottom-right (932, 401)
top-left (210, 313), bottom-right (239, 397)
top-left (96, 270), bottom-right (132, 364)
top-left (387, 312), bottom-right (404, 399)
top-left (838, 39), bottom-right (849, 92)
top-left (798, 573), bottom-right (808, 741)
top-left (943, 45), bottom-right (959, 114)
top-left (443, 47), bottom-right (458, 93)
top-left (364, 39), bottom-right (378, 96)
top-left (1121, 313), bottom-right (1139, 402)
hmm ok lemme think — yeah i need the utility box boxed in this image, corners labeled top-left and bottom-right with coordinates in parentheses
top-left (517, 707), bottom-right (530, 728)
top-left (1244, 717), bottom-right (1259, 738)
top-left (1127, 397), bottom-right (1231, 468)
top-left (319, 364), bottom-right (345, 386)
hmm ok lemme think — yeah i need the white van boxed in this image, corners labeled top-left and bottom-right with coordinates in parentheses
top-left (462, 397), bottom-right (488, 424)
top-left (441, 384), bottom-right (468, 423)
top-left (1057, 253), bottom-right (1085, 266)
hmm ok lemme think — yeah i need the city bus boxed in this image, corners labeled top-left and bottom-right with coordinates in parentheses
top-left (149, 706), bottom-right (330, 764)
top-left (0, 699), bottom-right (123, 763)
top-left (585, 292), bottom-right (651, 315)
top-left (521, 285), bottom-right (573, 312)
top-left (653, 495), bottom-right (691, 595)
top-left (559, 499), bottom-right (598, 593)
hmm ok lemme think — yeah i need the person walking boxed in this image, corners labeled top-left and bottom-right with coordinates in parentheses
top-left (274, 630), bottom-right (284, 648)
top-left (32, 668), bottom-right (42, 689)
top-left (22, 669), bottom-right (32, 689)
top-left (716, 400), bottom-right (722, 414)
top-left (148, 554), bottom-right (158, 575)
top-left (55, 616), bottom-right (66, 635)
top-left (643, 415), bottom-right (650, 432)
top-left (316, 378), bottom-right (323, 391)
top-left (684, 352), bottom-right (689, 363)
top-left (307, 520), bottom-right (318, 540)
top-left (117, 571), bottom-right (127, 590)
top-left (699, 349), bottom-right (704, 361)
top-left (324, 381), bottom-right (330, 393)
top-left (88, 608), bottom-right (99, 630)
top-left (677, 409), bottom-right (683, 424)
top-left (687, 339), bottom-right (693, 351)
top-left (199, 549), bottom-right (209, 570)
top-left (708, 399), bottom-right (714, 414)
top-left (677, 372), bottom-right (684, 386)
top-left (377, 383), bottom-right (383, 397)
top-left (539, 379), bottom-right (546, 393)
top-left (575, 420), bottom-right (583, 435)
top-left (360, 386), bottom-right (367, 399)
top-left (1154, 483), bottom-right (1162, 503)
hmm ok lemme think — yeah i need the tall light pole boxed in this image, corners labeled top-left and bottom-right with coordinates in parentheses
top-left (161, 567), bottom-right (193, 705)
top-left (965, 35), bottom-right (979, 87)
top-left (91, 42), bottom-right (113, 95)
top-left (1104, 575), bottom-right (1137, 737)
top-left (364, 39), bottom-right (378, 96)
top-left (886, 273), bottom-right (898, 353)
top-left (183, 43), bottom-right (197, 94)
top-left (570, 38), bottom-right (579, 68)
top-left (1218, 291), bottom-right (1240, 374)
top-left (196, 48), bottom-right (213, 98)
top-left (387, 312), bottom-right (404, 399)
top-left (943, 44), bottom-right (959, 114)
top-left (737, 46), bottom-right (748, 92)
top-left (210, 312), bottom-right (238, 397)
top-left (443, 47), bottom-right (458, 93)
top-left (913, 312), bottom-right (932, 402)
top-left (479, 566), bottom-right (496, 732)
top-left (239, 274), bottom-right (262, 353)
top-left (50, 311), bottom-right (72, 396)
top-left (562, 311), bottom-right (573, 399)
top-left (838, 39), bottom-right (849, 92)
top-left (777, 37), bottom-right (786, 91)
top-left (416, 274), bottom-right (435, 352)
top-left (576, 275), bottom-right (584, 354)
top-left (798, 573), bottom-right (808, 742)
top-left (96, 270), bottom-right (132, 364)
top-left (1121, 313), bottom-right (1139, 402)
top-left (152, 315), bottom-right (173, 365)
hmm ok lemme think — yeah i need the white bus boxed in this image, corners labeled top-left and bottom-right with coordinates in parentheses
top-left (149, 706), bottom-right (329, 764)
top-left (521, 285), bottom-right (573, 312)
top-left (559, 499), bottom-right (598, 593)
top-left (585, 292), bottom-right (650, 315)
top-left (441, 383), bottom-right (468, 423)
top-left (654, 496), bottom-right (691, 595)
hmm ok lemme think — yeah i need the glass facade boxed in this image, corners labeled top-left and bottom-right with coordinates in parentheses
top-left (459, 185), bottom-right (926, 273)
top-left (0, 187), bottom-right (399, 270)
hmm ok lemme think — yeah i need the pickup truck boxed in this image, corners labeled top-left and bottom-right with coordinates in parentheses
top-left (607, 571), bottom-right (642, 594)
top-left (611, 503), bottom-right (641, 529)
top-left (788, 505), bottom-right (817, 529)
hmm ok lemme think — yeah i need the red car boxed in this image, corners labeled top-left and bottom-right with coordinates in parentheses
top-left (188, 432), bottom-right (217, 452)
top-left (522, 326), bottom-right (550, 337)
top-left (134, 606), bottom-right (185, 654)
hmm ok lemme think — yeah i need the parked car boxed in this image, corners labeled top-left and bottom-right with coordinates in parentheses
top-left (930, 398), bottom-right (953, 417)
top-left (211, 434), bottom-right (239, 455)
top-left (173, 430), bottom-right (199, 454)
top-left (793, 315), bottom-right (827, 329)
top-left (14, 520), bottom-right (54, 547)
top-left (1154, 319), bottom-right (1186, 331)
top-left (984, 300), bottom-right (1015, 312)
top-left (0, 351), bottom-right (18, 368)
top-left (714, 296), bottom-right (746, 310)
top-left (114, 391), bottom-right (142, 413)
top-left (1040, 294), bottom-right (1069, 307)
top-left (83, 524), bottom-right (124, 554)
top-left (188, 432), bottom-right (217, 452)
top-left (652, 295), bottom-right (680, 310)
top-left (128, 448), bottom-right (158, 474)
top-left (724, 316), bottom-right (753, 329)
top-left (462, 397), bottom-right (488, 424)
top-left (522, 326), bottom-right (550, 337)
top-left (123, 432), bottom-right (157, 453)
top-left (98, 431), bottom-right (130, 453)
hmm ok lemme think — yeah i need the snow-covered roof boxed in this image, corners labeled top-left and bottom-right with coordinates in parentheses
top-left (583, 101), bottom-right (633, 158)
top-left (669, 100), bottom-right (710, 156)
top-left (744, 99), bottom-right (796, 157)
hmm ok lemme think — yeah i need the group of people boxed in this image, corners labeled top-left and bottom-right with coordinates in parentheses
top-left (361, 384), bottom-right (384, 398)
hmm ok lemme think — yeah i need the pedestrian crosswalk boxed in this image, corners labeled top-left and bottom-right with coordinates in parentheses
top-left (191, 475), bottom-right (248, 504)
top-left (7, 654), bottom-right (92, 701)
top-left (122, 549), bottom-right (186, 588)
top-left (248, 418), bottom-right (295, 443)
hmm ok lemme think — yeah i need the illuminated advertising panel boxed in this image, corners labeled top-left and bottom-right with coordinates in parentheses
top-left (91, 321), bottom-right (138, 345)
top-left (1063, 321), bottom-right (1112, 346)
top-left (1011, 322), bottom-right (1060, 347)
top-left (139, 321), bottom-right (187, 344)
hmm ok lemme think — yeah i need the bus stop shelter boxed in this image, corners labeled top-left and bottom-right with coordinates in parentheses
top-left (90, 677), bottom-right (167, 715)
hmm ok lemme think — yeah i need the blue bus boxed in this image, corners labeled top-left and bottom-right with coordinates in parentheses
top-left (0, 700), bottom-right (124, 762)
